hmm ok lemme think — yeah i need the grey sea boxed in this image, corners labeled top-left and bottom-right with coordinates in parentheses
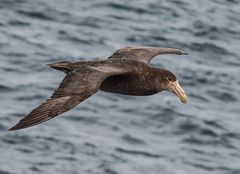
top-left (0, 0), bottom-right (240, 174)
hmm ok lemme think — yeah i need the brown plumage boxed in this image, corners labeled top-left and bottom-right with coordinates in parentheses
top-left (9, 46), bottom-right (188, 131)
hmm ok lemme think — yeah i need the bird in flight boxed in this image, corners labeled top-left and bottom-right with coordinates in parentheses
top-left (9, 46), bottom-right (188, 131)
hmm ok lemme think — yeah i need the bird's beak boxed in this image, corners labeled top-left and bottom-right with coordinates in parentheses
top-left (168, 80), bottom-right (188, 104)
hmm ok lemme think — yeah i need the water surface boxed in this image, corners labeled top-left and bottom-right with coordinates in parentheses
top-left (0, 0), bottom-right (240, 174)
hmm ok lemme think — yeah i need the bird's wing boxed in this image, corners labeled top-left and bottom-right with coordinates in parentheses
top-left (9, 66), bottom-right (129, 131)
top-left (108, 46), bottom-right (187, 64)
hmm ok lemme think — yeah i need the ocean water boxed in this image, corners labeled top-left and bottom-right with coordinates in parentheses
top-left (0, 0), bottom-right (240, 173)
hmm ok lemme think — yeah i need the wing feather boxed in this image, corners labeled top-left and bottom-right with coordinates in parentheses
top-left (9, 67), bottom-right (125, 131)
top-left (108, 46), bottom-right (187, 64)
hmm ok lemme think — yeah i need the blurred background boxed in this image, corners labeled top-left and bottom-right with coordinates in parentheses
top-left (0, 0), bottom-right (240, 174)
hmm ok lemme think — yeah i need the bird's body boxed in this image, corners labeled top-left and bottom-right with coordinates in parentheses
top-left (100, 73), bottom-right (159, 96)
top-left (9, 46), bottom-right (188, 131)
top-left (100, 66), bottom-right (163, 96)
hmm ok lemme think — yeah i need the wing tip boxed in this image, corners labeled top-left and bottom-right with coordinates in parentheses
top-left (48, 61), bottom-right (71, 73)
top-left (8, 123), bottom-right (22, 131)
top-left (157, 48), bottom-right (188, 56)
top-left (8, 116), bottom-right (51, 131)
top-left (8, 120), bottom-right (44, 131)
top-left (180, 50), bottom-right (188, 55)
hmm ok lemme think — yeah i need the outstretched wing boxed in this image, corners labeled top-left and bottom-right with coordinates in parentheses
top-left (9, 66), bottom-right (129, 131)
top-left (108, 46), bottom-right (187, 64)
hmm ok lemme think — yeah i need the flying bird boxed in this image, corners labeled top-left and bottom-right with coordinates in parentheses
top-left (9, 46), bottom-right (188, 131)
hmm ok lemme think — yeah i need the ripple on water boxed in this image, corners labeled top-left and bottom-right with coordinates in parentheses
top-left (8, 19), bottom-right (30, 26)
top-left (189, 93), bottom-right (210, 103)
top-left (189, 42), bottom-right (233, 56)
top-left (0, 84), bottom-right (12, 92)
top-left (121, 134), bottom-right (146, 145)
top-left (0, 170), bottom-right (12, 174)
top-left (96, 2), bottom-right (155, 15)
top-left (115, 147), bottom-right (163, 158)
top-left (2, 134), bottom-right (33, 145)
top-left (0, 123), bottom-right (6, 131)
top-left (15, 94), bottom-right (46, 101)
top-left (203, 120), bottom-right (226, 130)
top-left (16, 10), bottom-right (54, 21)
top-left (176, 120), bottom-right (202, 134)
top-left (207, 90), bottom-right (237, 102)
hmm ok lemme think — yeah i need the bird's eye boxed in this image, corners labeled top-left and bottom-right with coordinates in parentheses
top-left (167, 77), bottom-right (172, 81)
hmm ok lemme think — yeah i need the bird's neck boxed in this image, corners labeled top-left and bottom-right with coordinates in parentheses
top-left (144, 68), bottom-right (168, 92)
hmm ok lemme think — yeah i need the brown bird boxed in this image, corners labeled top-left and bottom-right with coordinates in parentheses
top-left (9, 46), bottom-right (188, 131)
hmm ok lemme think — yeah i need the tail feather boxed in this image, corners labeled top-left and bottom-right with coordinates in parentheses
top-left (48, 61), bottom-right (72, 73)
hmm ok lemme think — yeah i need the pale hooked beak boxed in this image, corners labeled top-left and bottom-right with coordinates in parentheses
top-left (168, 80), bottom-right (188, 104)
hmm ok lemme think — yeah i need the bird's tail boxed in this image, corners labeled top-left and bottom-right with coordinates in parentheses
top-left (48, 61), bottom-right (72, 73)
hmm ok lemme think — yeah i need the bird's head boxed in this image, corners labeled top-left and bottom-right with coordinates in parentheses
top-left (156, 69), bottom-right (188, 104)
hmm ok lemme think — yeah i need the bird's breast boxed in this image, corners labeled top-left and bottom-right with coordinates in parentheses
top-left (99, 74), bottom-right (158, 96)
